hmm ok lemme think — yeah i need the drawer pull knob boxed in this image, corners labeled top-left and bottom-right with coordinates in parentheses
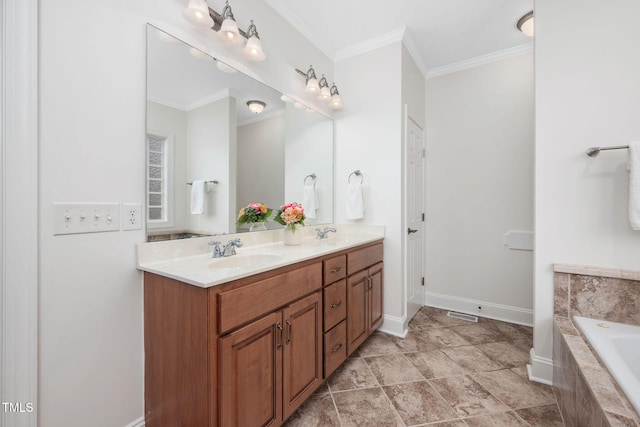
top-left (331, 343), bottom-right (343, 353)
top-left (285, 319), bottom-right (292, 344)
top-left (330, 299), bottom-right (343, 309)
top-left (330, 266), bottom-right (342, 273)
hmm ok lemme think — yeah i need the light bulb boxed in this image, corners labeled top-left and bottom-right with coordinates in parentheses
top-left (243, 36), bottom-right (265, 61)
top-left (182, 0), bottom-right (214, 27)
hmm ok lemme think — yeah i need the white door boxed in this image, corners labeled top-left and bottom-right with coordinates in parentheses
top-left (405, 116), bottom-right (425, 323)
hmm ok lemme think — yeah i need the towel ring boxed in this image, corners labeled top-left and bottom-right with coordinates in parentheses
top-left (187, 180), bottom-right (219, 185)
top-left (304, 173), bottom-right (317, 186)
top-left (348, 170), bottom-right (363, 184)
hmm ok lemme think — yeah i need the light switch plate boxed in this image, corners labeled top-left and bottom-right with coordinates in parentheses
top-left (53, 203), bottom-right (120, 235)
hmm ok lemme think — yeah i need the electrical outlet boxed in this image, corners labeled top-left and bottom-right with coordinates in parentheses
top-left (121, 203), bottom-right (142, 231)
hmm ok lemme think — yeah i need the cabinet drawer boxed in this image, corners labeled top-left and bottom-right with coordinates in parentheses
top-left (218, 262), bottom-right (322, 334)
top-left (324, 320), bottom-right (347, 378)
top-left (347, 243), bottom-right (383, 275)
top-left (323, 279), bottom-right (346, 332)
top-left (323, 254), bottom-right (346, 285)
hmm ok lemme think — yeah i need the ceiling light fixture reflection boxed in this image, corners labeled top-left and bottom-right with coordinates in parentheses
top-left (517, 11), bottom-right (534, 37)
top-left (247, 100), bottom-right (266, 114)
top-left (188, 47), bottom-right (212, 60)
top-left (216, 60), bottom-right (237, 73)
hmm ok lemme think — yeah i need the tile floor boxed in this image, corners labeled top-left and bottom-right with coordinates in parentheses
top-left (284, 306), bottom-right (564, 427)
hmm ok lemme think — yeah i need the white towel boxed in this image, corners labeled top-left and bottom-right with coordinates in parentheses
top-left (346, 182), bottom-right (364, 220)
top-left (191, 180), bottom-right (205, 215)
top-left (629, 141), bottom-right (640, 230)
top-left (303, 184), bottom-right (318, 219)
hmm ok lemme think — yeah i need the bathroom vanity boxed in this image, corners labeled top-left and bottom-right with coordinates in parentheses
top-left (138, 228), bottom-right (384, 426)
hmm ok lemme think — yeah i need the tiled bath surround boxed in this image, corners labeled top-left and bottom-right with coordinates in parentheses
top-left (553, 264), bottom-right (640, 426)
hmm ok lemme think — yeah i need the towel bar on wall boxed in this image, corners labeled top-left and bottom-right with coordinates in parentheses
top-left (348, 170), bottom-right (363, 184)
top-left (187, 180), bottom-right (219, 185)
top-left (586, 145), bottom-right (629, 157)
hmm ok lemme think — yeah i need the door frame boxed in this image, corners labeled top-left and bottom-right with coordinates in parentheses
top-left (1, 0), bottom-right (39, 425)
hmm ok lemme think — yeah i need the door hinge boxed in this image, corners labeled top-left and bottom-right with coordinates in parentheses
top-left (421, 277), bottom-right (425, 286)
top-left (422, 148), bottom-right (426, 158)
top-left (421, 213), bottom-right (425, 222)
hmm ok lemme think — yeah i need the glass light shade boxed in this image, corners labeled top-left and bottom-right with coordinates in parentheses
top-left (182, 0), bottom-right (214, 27)
top-left (216, 60), bottom-right (237, 73)
top-left (317, 85), bottom-right (331, 101)
top-left (219, 18), bottom-right (241, 44)
top-left (305, 78), bottom-right (320, 94)
top-left (280, 95), bottom-right (293, 103)
top-left (247, 101), bottom-right (266, 114)
top-left (294, 102), bottom-right (305, 109)
top-left (517, 12), bottom-right (534, 37)
top-left (242, 36), bottom-right (265, 61)
top-left (329, 94), bottom-right (343, 110)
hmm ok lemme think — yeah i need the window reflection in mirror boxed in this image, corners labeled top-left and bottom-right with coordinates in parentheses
top-left (145, 25), bottom-right (334, 241)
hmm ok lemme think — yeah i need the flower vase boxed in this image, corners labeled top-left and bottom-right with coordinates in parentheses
top-left (249, 222), bottom-right (267, 232)
top-left (283, 225), bottom-right (302, 246)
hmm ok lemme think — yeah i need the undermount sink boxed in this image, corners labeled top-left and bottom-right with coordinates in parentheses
top-left (208, 253), bottom-right (282, 269)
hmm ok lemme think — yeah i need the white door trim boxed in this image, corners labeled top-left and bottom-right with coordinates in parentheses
top-left (1, 0), bottom-right (39, 425)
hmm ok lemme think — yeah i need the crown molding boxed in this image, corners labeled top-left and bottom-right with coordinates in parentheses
top-left (264, 0), bottom-right (335, 60)
top-left (237, 108), bottom-right (285, 127)
top-left (401, 28), bottom-right (429, 79)
top-left (148, 89), bottom-right (234, 112)
top-left (334, 27), bottom-right (407, 62)
top-left (426, 42), bottom-right (533, 78)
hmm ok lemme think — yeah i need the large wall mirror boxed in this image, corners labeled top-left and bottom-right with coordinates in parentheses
top-left (145, 25), bottom-right (334, 240)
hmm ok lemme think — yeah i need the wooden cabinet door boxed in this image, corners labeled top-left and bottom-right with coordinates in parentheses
top-left (368, 262), bottom-right (384, 332)
top-left (347, 270), bottom-right (368, 354)
top-left (282, 291), bottom-right (322, 420)
top-left (219, 311), bottom-right (283, 427)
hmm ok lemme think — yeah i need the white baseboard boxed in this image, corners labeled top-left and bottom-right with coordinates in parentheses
top-left (125, 417), bottom-right (145, 427)
top-left (378, 314), bottom-right (407, 338)
top-left (424, 291), bottom-right (533, 326)
top-left (528, 348), bottom-right (554, 385)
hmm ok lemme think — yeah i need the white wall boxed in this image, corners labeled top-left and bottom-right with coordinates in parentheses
top-left (533, 0), bottom-right (640, 382)
top-left (237, 113), bottom-right (285, 228)
top-left (146, 101), bottom-right (188, 232)
top-left (425, 54), bottom-right (534, 323)
top-left (38, 0), bottom-right (332, 425)
top-left (185, 97), bottom-right (235, 234)
top-left (334, 42), bottom-right (405, 333)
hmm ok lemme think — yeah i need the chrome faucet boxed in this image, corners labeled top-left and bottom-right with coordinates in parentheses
top-left (221, 238), bottom-right (243, 257)
top-left (315, 227), bottom-right (337, 239)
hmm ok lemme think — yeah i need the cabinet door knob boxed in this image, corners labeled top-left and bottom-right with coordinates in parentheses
top-left (330, 266), bottom-right (342, 273)
top-left (330, 299), bottom-right (343, 309)
top-left (408, 228), bottom-right (418, 234)
top-left (331, 342), bottom-right (343, 353)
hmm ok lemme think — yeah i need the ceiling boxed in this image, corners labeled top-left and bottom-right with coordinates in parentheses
top-left (265, 0), bottom-right (533, 73)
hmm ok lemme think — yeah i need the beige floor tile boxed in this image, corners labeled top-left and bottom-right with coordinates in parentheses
top-left (420, 328), bottom-right (472, 348)
top-left (405, 350), bottom-right (467, 379)
top-left (450, 324), bottom-right (506, 345)
top-left (327, 357), bottom-right (379, 392)
top-left (283, 394), bottom-right (341, 427)
top-left (475, 341), bottom-right (530, 368)
top-left (471, 369), bottom-right (556, 409)
top-left (429, 375), bottom-right (509, 418)
top-left (383, 381), bottom-right (458, 426)
top-left (332, 387), bottom-right (404, 427)
top-left (441, 345), bottom-right (504, 372)
top-left (515, 404), bottom-right (564, 426)
top-left (364, 353), bottom-right (425, 386)
top-left (357, 332), bottom-right (401, 357)
top-left (463, 411), bottom-right (527, 426)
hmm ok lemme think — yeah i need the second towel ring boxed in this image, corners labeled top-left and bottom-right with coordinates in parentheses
top-left (304, 173), bottom-right (317, 185)
top-left (348, 170), bottom-right (363, 184)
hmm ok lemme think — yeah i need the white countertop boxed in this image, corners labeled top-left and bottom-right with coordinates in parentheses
top-left (137, 224), bottom-right (384, 288)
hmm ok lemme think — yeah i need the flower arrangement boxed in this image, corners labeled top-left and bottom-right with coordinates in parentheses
top-left (274, 202), bottom-right (306, 231)
top-left (236, 202), bottom-right (272, 226)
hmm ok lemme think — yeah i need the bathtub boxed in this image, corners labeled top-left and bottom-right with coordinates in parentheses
top-left (573, 316), bottom-right (640, 415)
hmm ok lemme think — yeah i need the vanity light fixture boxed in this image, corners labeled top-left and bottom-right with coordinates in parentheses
top-left (517, 11), bottom-right (534, 37)
top-left (247, 100), bottom-right (266, 114)
top-left (182, 0), bottom-right (266, 61)
top-left (317, 75), bottom-right (331, 101)
top-left (183, 0), bottom-right (214, 27)
top-left (295, 66), bottom-right (344, 110)
top-left (328, 83), bottom-right (343, 110)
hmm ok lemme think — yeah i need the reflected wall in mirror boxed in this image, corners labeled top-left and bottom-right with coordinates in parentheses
top-left (145, 25), bottom-right (334, 240)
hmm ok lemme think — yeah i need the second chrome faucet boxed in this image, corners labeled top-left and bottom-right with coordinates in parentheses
top-left (209, 238), bottom-right (243, 258)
